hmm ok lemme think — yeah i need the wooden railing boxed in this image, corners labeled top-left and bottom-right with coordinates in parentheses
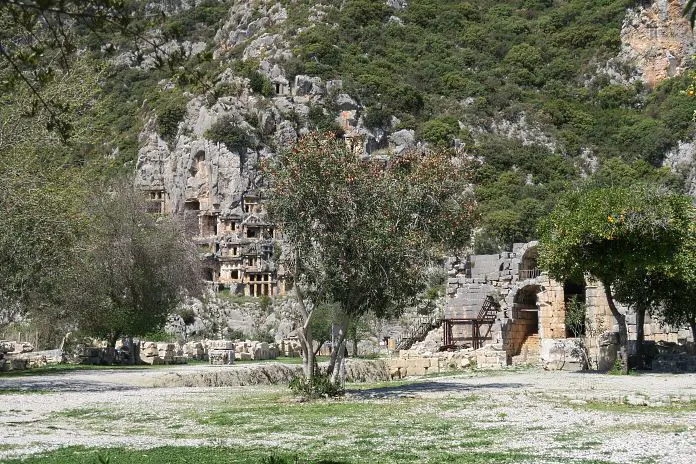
top-left (395, 315), bottom-right (442, 351)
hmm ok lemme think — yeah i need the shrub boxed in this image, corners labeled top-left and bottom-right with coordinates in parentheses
top-left (289, 373), bottom-right (344, 399)
top-left (565, 296), bottom-right (586, 338)
top-left (363, 106), bottom-right (391, 129)
top-left (421, 117), bottom-right (459, 146)
top-left (178, 308), bottom-right (196, 326)
top-left (205, 116), bottom-right (253, 152)
top-left (226, 328), bottom-right (247, 341)
top-left (248, 71), bottom-right (274, 96)
top-left (155, 94), bottom-right (188, 142)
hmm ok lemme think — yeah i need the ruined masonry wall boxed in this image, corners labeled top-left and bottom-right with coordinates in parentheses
top-left (446, 241), bottom-right (694, 364)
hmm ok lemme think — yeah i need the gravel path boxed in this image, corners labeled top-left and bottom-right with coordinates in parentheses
top-left (1, 367), bottom-right (695, 462)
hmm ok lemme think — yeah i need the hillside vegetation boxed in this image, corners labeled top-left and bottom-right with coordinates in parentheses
top-left (4, 0), bottom-right (695, 251)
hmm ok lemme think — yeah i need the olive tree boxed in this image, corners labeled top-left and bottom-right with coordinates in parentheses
top-left (539, 185), bottom-right (692, 372)
top-left (263, 132), bottom-right (476, 382)
top-left (63, 179), bottom-right (202, 347)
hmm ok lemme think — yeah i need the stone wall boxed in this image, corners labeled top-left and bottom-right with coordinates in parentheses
top-left (446, 241), bottom-right (695, 369)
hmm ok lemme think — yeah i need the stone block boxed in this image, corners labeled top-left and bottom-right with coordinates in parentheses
top-left (209, 340), bottom-right (235, 350)
top-left (141, 346), bottom-right (159, 357)
top-left (157, 343), bottom-right (175, 351)
top-left (209, 349), bottom-right (235, 365)
top-left (0, 357), bottom-right (28, 371)
top-left (540, 339), bottom-right (586, 371)
top-left (599, 332), bottom-right (619, 347)
top-left (0, 341), bottom-right (15, 353)
top-left (140, 353), bottom-right (164, 365)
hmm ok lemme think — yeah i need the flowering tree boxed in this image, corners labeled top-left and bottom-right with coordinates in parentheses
top-left (539, 185), bottom-right (692, 372)
top-left (263, 132), bottom-right (476, 382)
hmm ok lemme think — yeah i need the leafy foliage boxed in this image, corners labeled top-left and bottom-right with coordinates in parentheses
top-left (285, 0), bottom-right (695, 245)
top-left (565, 296), bottom-right (587, 338)
top-left (538, 185), bottom-right (691, 286)
top-left (205, 116), bottom-right (254, 152)
top-left (289, 373), bottom-right (344, 399)
top-left (264, 132), bottom-right (475, 378)
top-left (62, 179), bottom-right (202, 345)
top-left (539, 184), bottom-right (693, 370)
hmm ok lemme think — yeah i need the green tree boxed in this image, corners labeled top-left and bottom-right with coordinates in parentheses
top-left (63, 179), bottom-right (202, 347)
top-left (0, 151), bottom-right (87, 330)
top-left (539, 185), bottom-right (692, 372)
top-left (263, 132), bottom-right (476, 382)
top-left (649, 215), bottom-right (696, 343)
top-left (0, 1), bottom-right (155, 137)
top-left (0, 58), bottom-right (104, 332)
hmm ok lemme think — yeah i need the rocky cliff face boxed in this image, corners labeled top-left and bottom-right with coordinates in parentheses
top-left (135, 0), bottom-right (410, 217)
top-left (131, 0), bottom-right (696, 339)
top-left (620, 0), bottom-right (695, 88)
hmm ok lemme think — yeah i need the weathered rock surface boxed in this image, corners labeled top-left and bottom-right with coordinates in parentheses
top-left (620, 0), bottom-right (696, 88)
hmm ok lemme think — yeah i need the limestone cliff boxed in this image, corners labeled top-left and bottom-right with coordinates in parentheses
top-left (620, 0), bottom-right (695, 88)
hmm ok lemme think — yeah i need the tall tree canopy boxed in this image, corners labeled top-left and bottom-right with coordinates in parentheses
top-left (62, 179), bottom-right (202, 346)
top-left (539, 185), bottom-right (693, 371)
top-left (263, 132), bottom-right (476, 381)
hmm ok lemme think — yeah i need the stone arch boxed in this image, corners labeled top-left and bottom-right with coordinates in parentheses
top-left (505, 284), bottom-right (541, 361)
top-left (518, 242), bottom-right (540, 280)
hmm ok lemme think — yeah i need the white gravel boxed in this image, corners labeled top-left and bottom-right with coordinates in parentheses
top-left (1, 367), bottom-right (695, 462)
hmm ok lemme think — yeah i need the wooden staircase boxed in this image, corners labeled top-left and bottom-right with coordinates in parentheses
top-left (442, 296), bottom-right (500, 349)
top-left (395, 315), bottom-right (442, 351)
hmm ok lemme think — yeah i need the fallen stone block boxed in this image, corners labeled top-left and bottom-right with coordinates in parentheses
top-left (209, 349), bottom-right (235, 365)
top-left (210, 340), bottom-right (235, 350)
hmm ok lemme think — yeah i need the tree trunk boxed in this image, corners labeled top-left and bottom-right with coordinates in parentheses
top-left (330, 338), bottom-right (347, 385)
top-left (635, 305), bottom-right (646, 369)
top-left (690, 320), bottom-right (696, 348)
top-left (294, 284), bottom-right (315, 382)
top-left (108, 333), bottom-right (119, 349)
top-left (604, 283), bottom-right (629, 374)
top-left (327, 313), bottom-right (348, 377)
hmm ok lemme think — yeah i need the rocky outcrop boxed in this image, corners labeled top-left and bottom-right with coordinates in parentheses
top-left (150, 358), bottom-right (389, 387)
top-left (664, 140), bottom-right (696, 196)
top-left (620, 0), bottom-right (696, 88)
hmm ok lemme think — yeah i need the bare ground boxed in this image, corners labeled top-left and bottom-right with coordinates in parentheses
top-left (1, 365), bottom-right (695, 463)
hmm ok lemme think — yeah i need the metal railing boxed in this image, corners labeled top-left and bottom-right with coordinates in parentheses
top-left (519, 268), bottom-right (542, 279)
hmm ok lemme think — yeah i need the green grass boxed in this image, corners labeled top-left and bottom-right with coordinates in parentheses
top-left (577, 399), bottom-right (696, 413)
top-left (0, 446), bottom-right (616, 464)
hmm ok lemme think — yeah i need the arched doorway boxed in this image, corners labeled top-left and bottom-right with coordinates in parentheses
top-left (564, 280), bottom-right (587, 338)
top-left (519, 246), bottom-right (541, 279)
top-left (507, 284), bottom-right (541, 362)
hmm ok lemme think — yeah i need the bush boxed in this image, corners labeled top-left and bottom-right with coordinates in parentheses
top-left (289, 373), bottom-right (344, 399)
top-left (565, 296), bottom-right (586, 338)
top-left (205, 116), bottom-right (253, 152)
top-left (421, 117), bottom-right (459, 146)
top-left (178, 308), bottom-right (196, 326)
top-left (248, 71), bottom-right (274, 96)
top-left (226, 328), bottom-right (247, 341)
top-left (155, 93), bottom-right (188, 142)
